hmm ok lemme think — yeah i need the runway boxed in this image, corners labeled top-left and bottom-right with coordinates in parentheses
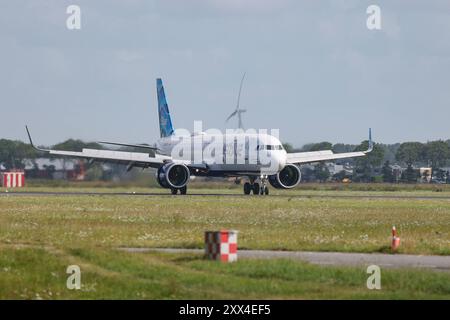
top-left (1, 190), bottom-right (450, 200)
top-left (120, 248), bottom-right (450, 271)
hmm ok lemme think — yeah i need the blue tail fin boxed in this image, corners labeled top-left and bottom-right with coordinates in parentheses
top-left (156, 78), bottom-right (174, 138)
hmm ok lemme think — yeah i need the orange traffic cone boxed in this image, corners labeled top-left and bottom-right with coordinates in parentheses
top-left (391, 226), bottom-right (400, 252)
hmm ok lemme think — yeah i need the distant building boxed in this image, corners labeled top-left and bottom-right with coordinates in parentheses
top-left (23, 158), bottom-right (86, 180)
top-left (326, 163), bottom-right (353, 177)
top-left (300, 162), bottom-right (354, 182)
top-left (389, 164), bottom-right (403, 183)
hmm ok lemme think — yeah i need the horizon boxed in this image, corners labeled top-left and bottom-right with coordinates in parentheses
top-left (3, 128), bottom-right (450, 150)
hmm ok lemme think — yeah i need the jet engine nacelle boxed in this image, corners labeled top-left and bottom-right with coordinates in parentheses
top-left (268, 164), bottom-right (301, 189)
top-left (156, 163), bottom-right (190, 189)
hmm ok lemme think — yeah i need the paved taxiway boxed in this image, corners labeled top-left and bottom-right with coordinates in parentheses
top-left (120, 248), bottom-right (450, 271)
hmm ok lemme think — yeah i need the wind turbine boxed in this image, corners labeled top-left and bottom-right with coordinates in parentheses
top-left (226, 73), bottom-right (247, 129)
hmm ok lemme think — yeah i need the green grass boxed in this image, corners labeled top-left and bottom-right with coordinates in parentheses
top-left (4, 180), bottom-right (450, 197)
top-left (0, 247), bottom-right (448, 299)
top-left (9, 179), bottom-right (450, 193)
top-left (0, 191), bottom-right (449, 255)
top-left (0, 187), bottom-right (449, 299)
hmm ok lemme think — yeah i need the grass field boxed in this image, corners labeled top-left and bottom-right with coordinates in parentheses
top-left (16, 179), bottom-right (450, 195)
top-left (1, 247), bottom-right (449, 299)
top-left (0, 185), bottom-right (449, 299)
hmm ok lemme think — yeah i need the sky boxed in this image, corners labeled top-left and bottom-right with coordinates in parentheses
top-left (0, 0), bottom-right (449, 147)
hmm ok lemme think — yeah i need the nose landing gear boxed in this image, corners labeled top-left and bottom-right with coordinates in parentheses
top-left (260, 183), bottom-right (269, 195)
top-left (243, 176), bottom-right (269, 196)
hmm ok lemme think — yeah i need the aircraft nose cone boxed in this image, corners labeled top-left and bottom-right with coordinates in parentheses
top-left (274, 152), bottom-right (286, 172)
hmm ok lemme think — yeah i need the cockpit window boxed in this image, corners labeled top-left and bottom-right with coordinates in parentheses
top-left (257, 145), bottom-right (283, 150)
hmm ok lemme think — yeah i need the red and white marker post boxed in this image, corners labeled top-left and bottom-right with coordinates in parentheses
top-left (205, 230), bottom-right (238, 262)
top-left (1, 171), bottom-right (25, 188)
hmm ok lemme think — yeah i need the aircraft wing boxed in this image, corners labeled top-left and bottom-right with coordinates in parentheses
top-left (287, 149), bottom-right (369, 164)
top-left (44, 148), bottom-right (170, 169)
top-left (26, 126), bottom-right (171, 170)
top-left (286, 129), bottom-right (373, 165)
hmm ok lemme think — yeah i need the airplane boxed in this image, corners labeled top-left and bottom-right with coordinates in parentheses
top-left (26, 78), bottom-right (373, 196)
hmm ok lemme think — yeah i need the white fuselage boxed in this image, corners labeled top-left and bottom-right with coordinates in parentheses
top-left (156, 133), bottom-right (287, 176)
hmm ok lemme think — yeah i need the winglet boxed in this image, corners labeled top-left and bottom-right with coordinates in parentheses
top-left (366, 128), bottom-right (373, 153)
top-left (25, 125), bottom-right (34, 147)
top-left (25, 126), bottom-right (49, 152)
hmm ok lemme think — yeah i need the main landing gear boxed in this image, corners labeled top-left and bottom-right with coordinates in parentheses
top-left (170, 186), bottom-right (187, 195)
top-left (243, 176), bottom-right (269, 196)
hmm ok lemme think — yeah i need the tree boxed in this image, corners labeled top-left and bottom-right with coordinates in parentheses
top-left (381, 161), bottom-right (394, 183)
top-left (314, 163), bottom-right (330, 182)
top-left (52, 139), bottom-right (103, 151)
top-left (381, 143), bottom-right (400, 163)
top-left (396, 142), bottom-right (424, 166)
top-left (422, 140), bottom-right (450, 171)
top-left (0, 139), bottom-right (38, 170)
top-left (353, 161), bottom-right (372, 182)
top-left (402, 164), bottom-right (418, 183)
top-left (354, 140), bottom-right (384, 167)
top-left (353, 140), bottom-right (384, 182)
top-left (301, 141), bottom-right (332, 152)
top-left (300, 166), bottom-right (314, 182)
top-left (332, 143), bottom-right (357, 154)
top-left (282, 142), bottom-right (294, 153)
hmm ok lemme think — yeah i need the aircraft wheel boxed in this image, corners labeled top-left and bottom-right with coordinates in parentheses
top-left (171, 188), bottom-right (178, 195)
top-left (243, 182), bottom-right (251, 195)
top-left (264, 187), bottom-right (269, 195)
top-left (180, 186), bottom-right (187, 195)
top-left (252, 183), bottom-right (260, 195)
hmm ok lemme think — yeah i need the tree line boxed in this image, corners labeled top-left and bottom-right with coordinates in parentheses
top-left (0, 138), bottom-right (103, 170)
top-left (283, 139), bottom-right (450, 183)
top-left (1, 137), bottom-right (450, 183)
